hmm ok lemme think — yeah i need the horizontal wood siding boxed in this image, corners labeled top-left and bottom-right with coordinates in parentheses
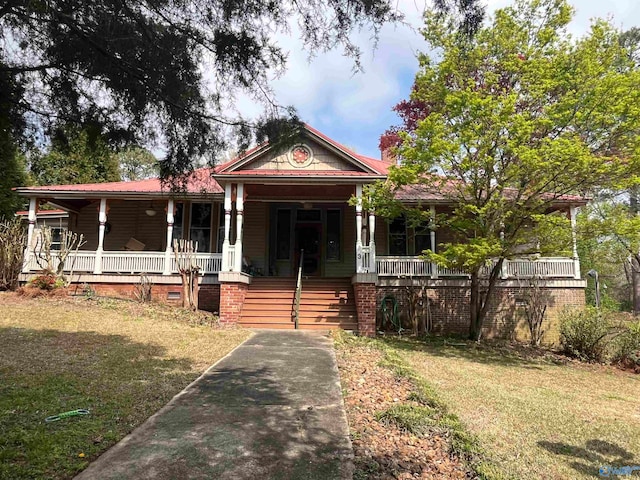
top-left (243, 202), bottom-right (267, 273)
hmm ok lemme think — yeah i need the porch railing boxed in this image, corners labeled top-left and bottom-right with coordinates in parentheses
top-left (376, 256), bottom-right (579, 279)
top-left (23, 251), bottom-right (222, 275)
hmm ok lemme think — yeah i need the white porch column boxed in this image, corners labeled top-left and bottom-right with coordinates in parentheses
top-left (570, 205), bottom-right (581, 279)
top-left (163, 198), bottom-right (175, 275)
top-left (355, 184), bottom-right (363, 273)
top-left (234, 183), bottom-right (244, 273)
top-left (368, 210), bottom-right (376, 272)
top-left (94, 198), bottom-right (107, 274)
top-left (221, 184), bottom-right (233, 271)
top-left (430, 205), bottom-right (438, 279)
top-left (24, 198), bottom-right (37, 271)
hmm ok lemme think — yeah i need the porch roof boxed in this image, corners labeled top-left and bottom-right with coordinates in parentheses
top-left (14, 168), bottom-right (223, 199)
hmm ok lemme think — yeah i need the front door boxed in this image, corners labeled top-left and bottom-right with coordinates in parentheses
top-left (295, 224), bottom-right (321, 276)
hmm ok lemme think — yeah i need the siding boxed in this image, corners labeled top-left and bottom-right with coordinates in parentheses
top-left (242, 201), bottom-right (268, 274)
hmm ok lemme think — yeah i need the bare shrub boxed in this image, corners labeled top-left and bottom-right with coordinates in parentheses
top-left (134, 274), bottom-right (153, 303)
top-left (0, 218), bottom-right (26, 291)
top-left (34, 227), bottom-right (85, 280)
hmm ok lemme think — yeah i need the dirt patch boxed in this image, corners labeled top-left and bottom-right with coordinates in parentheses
top-left (335, 338), bottom-right (473, 479)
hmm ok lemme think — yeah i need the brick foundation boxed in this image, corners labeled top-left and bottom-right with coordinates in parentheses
top-left (67, 282), bottom-right (220, 313)
top-left (219, 282), bottom-right (249, 325)
top-left (354, 282), bottom-right (377, 337)
top-left (376, 282), bottom-right (585, 345)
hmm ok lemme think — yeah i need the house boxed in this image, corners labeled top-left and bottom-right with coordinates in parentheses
top-left (15, 125), bottom-right (586, 339)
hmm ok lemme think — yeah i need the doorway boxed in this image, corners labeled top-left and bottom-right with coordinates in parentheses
top-left (295, 223), bottom-right (321, 276)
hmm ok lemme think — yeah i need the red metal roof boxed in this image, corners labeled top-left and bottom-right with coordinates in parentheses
top-left (19, 168), bottom-right (222, 195)
top-left (216, 169), bottom-right (379, 177)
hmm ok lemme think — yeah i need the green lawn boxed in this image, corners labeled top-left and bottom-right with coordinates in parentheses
top-left (382, 337), bottom-right (640, 480)
top-left (0, 293), bottom-right (251, 480)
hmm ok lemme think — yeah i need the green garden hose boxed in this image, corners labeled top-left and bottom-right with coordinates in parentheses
top-left (45, 409), bottom-right (90, 423)
top-left (380, 294), bottom-right (402, 333)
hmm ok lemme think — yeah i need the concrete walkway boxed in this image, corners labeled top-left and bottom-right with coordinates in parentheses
top-left (75, 330), bottom-right (353, 480)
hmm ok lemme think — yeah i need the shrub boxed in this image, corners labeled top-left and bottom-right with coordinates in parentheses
top-left (0, 218), bottom-right (26, 291)
top-left (611, 321), bottom-right (640, 368)
top-left (559, 307), bottom-right (610, 362)
top-left (29, 272), bottom-right (65, 291)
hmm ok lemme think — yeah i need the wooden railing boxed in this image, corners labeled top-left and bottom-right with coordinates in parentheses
top-left (376, 256), bottom-right (579, 279)
top-left (357, 244), bottom-right (375, 273)
top-left (293, 249), bottom-right (304, 329)
top-left (23, 251), bottom-right (222, 275)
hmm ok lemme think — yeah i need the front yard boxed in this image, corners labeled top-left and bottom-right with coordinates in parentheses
top-left (383, 337), bottom-right (640, 479)
top-left (0, 293), bottom-right (251, 480)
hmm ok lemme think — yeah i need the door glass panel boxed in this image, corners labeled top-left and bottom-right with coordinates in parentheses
top-left (326, 209), bottom-right (341, 261)
top-left (276, 209), bottom-right (291, 260)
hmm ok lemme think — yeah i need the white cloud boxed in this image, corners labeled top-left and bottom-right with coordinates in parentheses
top-left (229, 0), bottom-right (640, 158)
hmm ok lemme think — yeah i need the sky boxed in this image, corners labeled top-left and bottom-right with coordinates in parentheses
top-left (234, 0), bottom-right (640, 161)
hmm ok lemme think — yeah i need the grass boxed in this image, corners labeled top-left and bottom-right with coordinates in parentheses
top-left (381, 335), bottom-right (640, 480)
top-left (0, 292), bottom-right (251, 480)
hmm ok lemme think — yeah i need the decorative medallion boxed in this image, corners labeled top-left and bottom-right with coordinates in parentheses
top-left (288, 144), bottom-right (314, 168)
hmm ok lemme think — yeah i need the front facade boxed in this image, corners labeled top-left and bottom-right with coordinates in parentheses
top-left (16, 125), bottom-right (586, 341)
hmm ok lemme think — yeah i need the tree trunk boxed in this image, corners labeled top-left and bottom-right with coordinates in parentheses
top-left (469, 272), bottom-right (482, 341)
top-left (633, 256), bottom-right (640, 316)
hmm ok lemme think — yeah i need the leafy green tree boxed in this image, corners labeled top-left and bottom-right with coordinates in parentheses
top-left (117, 146), bottom-right (159, 181)
top-left (29, 124), bottom-right (121, 185)
top-left (0, 66), bottom-right (29, 218)
top-left (369, 0), bottom-right (640, 340)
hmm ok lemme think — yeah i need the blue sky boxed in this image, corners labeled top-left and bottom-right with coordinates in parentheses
top-left (236, 0), bottom-right (640, 161)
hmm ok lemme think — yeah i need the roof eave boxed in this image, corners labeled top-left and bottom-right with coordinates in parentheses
top-left (14, 188), bottom-right (224, 201)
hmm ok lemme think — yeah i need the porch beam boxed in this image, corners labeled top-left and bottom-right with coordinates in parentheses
top-left (570, 205), bottom-right (580, 279)
top-left (234, 183), bottom-right (244, 273)
top-left (163, 198), bottom-right (175, 275)
top-left (94, 198), bottom-right (108, 274)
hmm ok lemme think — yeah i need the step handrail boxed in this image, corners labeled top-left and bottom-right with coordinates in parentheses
top-left (293, 249), bottom-right (304, 329)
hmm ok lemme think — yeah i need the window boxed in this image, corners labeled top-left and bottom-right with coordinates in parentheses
top-left (326, 209), bottom-right (341, 261)
top-left (276, 209), bottom-right (291, 260)
top-left (216, 205), bottom-right (225, 253)
top-left (389, 216), bottom-right (407, 255)
top-left (171, 203), bottom-right (184, 247)
top-left (50, 227), bottom-right (63, 251)
top-left (414, 225), bottom-right (432, 256)
top-left (189, 203), bottom-right (212, 252)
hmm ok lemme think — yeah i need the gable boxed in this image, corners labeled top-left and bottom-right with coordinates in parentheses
top-left (234, 138), bottom-right (361, 173)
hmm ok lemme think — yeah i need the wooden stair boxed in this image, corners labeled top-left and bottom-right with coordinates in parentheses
top-left (238, 277), bottom-right (358, 331)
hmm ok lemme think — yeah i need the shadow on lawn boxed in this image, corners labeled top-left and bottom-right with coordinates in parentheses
top-left (538, 439), bottom-right (639, 478)
top-left (378, 335), bottom-right (555, 369)
top-left (77, 363), bottom-right (352, 479)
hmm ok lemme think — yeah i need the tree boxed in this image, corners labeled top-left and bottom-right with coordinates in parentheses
top-left (0, 0), bottom-right (483, 182)
top-left (29, 124), bottom-right (121, 185)
top-left (117, 146), bottom-right (159, 181)
top-left (0, 64), bottom-right (29, 218)
top-left (368, 0), bottom-right (640, 340)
